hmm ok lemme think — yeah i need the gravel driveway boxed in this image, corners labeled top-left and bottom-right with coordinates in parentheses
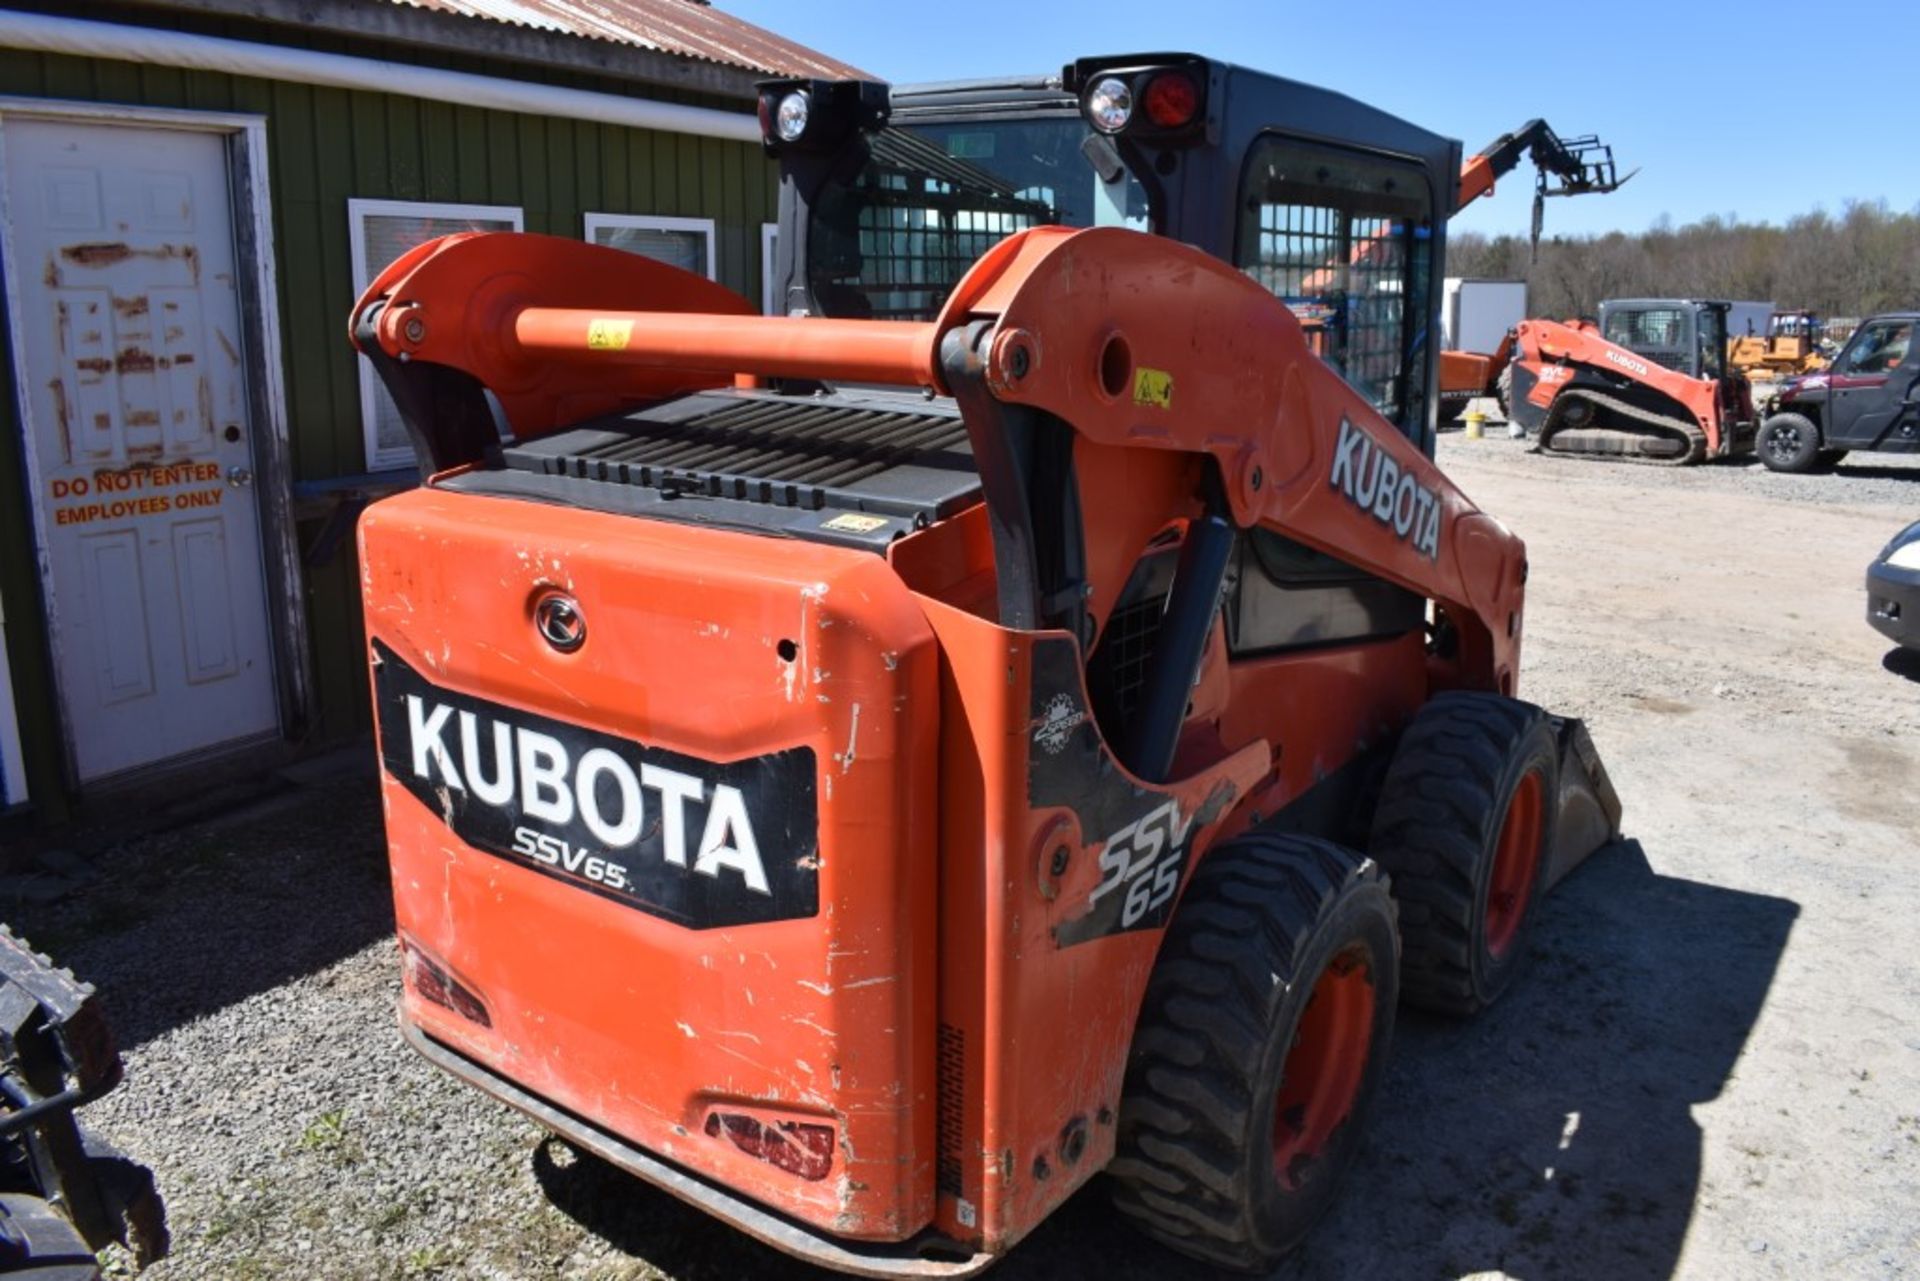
top-left (7, 438), bottom-right (1917, 1281)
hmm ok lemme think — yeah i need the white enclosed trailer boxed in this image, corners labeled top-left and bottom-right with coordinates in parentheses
top-left (1443, 278), bottom-right (1528, 354)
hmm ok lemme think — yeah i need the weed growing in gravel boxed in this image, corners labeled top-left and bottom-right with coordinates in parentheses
top-left (298, 1108), bottom-right (365, 1166)
top-left (371, 1195), bottom-right (417, 1233)
top-left (402, 1244), bottom-right (465, 1276)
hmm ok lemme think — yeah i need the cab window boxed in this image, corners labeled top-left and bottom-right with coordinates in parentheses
top-left (1837, 319), bottom-right (1915, 375)
top-left (1235, 136), bottom-right (1435, 435)
top-left (1605, 307), bottom-right (1687, 351)
top-left (809, 119), bottom-right (1149, 321)
top-left (1697, 310), bottom-right (1726, 379)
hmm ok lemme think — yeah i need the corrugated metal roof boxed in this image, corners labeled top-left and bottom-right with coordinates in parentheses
top-left (384, 0), bottom-right (871, 80)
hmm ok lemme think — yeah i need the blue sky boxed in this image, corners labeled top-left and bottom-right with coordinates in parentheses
top-left (725, 0), bottom-right (1914, 240)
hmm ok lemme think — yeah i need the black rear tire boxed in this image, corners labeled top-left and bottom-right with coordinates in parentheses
top-left (1757, 412), bottom-right (1822, 472)
top-left (1369, 692), bottom-right (1559, 1016)
top-left (1109, 833), bottom-right (1398, 1273)
top-left (1495, 366), bottom-right (1513, 421)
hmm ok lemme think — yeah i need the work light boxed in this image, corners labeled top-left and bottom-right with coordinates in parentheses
top-left (1086, 76), bottom-right (1133, 133)
top-left (776, 90), bottom-right (811, 143)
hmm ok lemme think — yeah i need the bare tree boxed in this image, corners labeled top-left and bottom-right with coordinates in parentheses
top-left (1447, 203), bottom-right (1920, 324)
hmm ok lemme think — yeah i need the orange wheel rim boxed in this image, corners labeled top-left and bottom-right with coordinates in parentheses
top-left (1485, 769), bottom-right (1544, 960)
top-left (1271, 947), bottom-right (1375, 1191)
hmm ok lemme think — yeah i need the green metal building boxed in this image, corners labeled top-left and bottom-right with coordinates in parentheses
top-left (0, 0), bottom-right (859, 825)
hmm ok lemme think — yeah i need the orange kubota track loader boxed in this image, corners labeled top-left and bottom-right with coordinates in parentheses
top-left (1510, 299), bottom-right (1758, 464)
top-left (351, 55), bottom-right (1621, 1276)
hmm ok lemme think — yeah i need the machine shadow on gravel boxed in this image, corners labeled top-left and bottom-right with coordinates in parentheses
top-left (0, 777), bottom-right (393, 1051)
top-left (535, 838), bottom-right (1798, 1281)
top-left (1883, 648), bottom-right (1920, 682)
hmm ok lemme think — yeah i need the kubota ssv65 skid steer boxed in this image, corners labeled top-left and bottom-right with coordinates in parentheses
top-left (352, 54), bottom-right (1621, 1275)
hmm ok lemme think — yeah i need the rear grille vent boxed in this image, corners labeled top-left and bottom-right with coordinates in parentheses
top-left (499, 389), bottom-right (979, 523)
top-left (936, 1022), bottom-right (966, 1198)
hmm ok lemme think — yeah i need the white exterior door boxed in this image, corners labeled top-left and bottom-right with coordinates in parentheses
top-left (4, 118), bottom-right (277, 781)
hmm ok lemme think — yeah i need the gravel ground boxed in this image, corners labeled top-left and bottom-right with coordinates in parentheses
top-left (5, 434), bottom-right (1917, 1281)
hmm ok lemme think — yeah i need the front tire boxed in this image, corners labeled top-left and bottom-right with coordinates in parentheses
top-left (1109, 833), bottom-right (1399, 1272)
top-left (1757, 412), bottom-right (1822, 472)
top-left (1369, 692), bottom-right (1559, 1015)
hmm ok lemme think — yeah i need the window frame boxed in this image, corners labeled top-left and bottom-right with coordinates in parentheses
top-left (349, 197), bottom-right (523, 472)
top-left (1835, 318), bottom-right (1916, 375)
top-left (1232, 132), bottom-right (1437, 436)
top-left (583, 212), bottom-right (718, 282)
top-left (1605, 306), bottom-right (1690, 352)
top-left (762, 222), bottom-right (779, 315)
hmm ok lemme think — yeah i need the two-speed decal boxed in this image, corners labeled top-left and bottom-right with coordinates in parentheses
top-left (373, 641), bottom-right (817, 928)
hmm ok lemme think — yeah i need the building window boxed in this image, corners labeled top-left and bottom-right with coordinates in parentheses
top-left (762, 223), bottom-right (779, 315)
top-left (584, 214), bottom-right (717, 280)
top-left (349, 199), bottom-right (522, 471)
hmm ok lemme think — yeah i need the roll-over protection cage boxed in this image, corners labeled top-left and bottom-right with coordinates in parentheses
top-left (759, 54), bottom-right (1463, 455)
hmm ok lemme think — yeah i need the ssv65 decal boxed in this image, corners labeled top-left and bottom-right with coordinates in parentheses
top-left (373, 641), bottom-right (817, 928)
top-left (1026, 638), bottom-right (1238, 949)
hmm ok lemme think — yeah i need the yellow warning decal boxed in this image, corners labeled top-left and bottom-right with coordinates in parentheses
top-left (1133, 367), bottom-right (1173, 409)
top-left (587, 318), bottom-right (634, 351)
top-left (823, 512), bottom-right (890, 534)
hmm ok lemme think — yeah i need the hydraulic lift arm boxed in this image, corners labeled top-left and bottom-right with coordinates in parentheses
top-left (353, 226), bottom-right (1528, 703)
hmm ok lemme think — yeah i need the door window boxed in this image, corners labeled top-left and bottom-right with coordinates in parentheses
top-left (1697, 310), bottom-right (1726, 379)
top-left (1235, 136), bottom-right (1435, 434)
top-left (1836, 319), bottom-right (1915, 375)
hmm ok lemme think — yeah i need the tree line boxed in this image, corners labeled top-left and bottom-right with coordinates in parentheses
top-left (1447, 200), bottom-right (1920, 325)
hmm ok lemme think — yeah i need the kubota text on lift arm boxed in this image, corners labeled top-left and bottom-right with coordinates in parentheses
top-left (350, 228), bottom-right (1530, 704)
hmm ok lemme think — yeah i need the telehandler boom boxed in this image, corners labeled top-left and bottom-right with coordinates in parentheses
top-left (1440, 121), bottom-right (1629, 419)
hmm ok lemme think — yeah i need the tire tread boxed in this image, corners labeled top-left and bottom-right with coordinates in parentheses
top-left (1110, 832), bottom-right (1395, 1271)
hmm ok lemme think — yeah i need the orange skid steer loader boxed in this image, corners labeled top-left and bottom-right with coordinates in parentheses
top-left (352, 54), bottom-right (1620, 1275)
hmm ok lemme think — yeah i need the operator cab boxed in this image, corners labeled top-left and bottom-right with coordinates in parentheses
top-left (1599, 298), bottom-right (1730, 379)
top-left (754, 55), bottom-right (1459, 779)
top-left (1599, 297), bottom-right (1748, 421)
top-left (761, 55), bottom-right (1459, 454)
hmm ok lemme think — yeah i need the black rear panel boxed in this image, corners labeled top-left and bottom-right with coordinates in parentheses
top-left (439, 388), bottom-right (983, 551)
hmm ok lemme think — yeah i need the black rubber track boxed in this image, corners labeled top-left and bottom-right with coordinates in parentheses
top-left (1368, 691), bottom-right (1558, 1016)
top-left (1108, 831), bottom-right (1398, 1272)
